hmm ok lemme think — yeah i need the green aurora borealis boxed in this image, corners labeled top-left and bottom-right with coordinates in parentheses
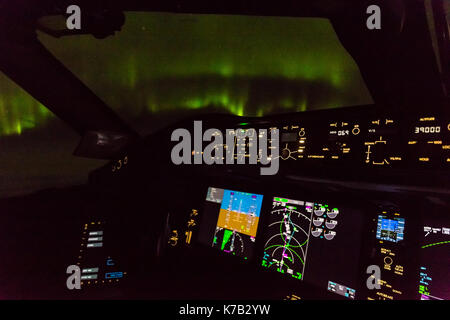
top-left (0, 13), bottom-right (372, 136)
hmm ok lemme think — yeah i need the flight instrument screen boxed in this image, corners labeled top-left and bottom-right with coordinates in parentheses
top-left (261, 197), bottom-right (314, 280)
top-left (199, 187), bottom-right (264, 259)
top-left (419, 214), bottom-right (450, 300)
top-left (260, 196), bottom-right (363, 299)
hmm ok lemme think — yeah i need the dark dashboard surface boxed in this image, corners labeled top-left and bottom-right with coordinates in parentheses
top-left (2, 103), bottom-right (449, 300)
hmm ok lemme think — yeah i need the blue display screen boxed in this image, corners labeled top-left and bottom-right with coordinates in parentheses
top-left (376, 215), bottom-right (405, 243)
top-left (220, 190), bottom-right (263, 217)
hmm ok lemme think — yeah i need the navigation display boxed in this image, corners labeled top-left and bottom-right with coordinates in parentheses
top-left (199, 187), bottom-right (263, 259)
top-left (261, 197), bottom-right (314, 280)
top-left (419, 217), bottom-right (450, 300)
top-left (260, 196), bottom-right (363, 299)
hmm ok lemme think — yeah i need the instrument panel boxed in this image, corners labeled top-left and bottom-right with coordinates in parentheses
top-left (78, 104), bottom-right (450, 300)
top-left (157, 183), bottom-right (449, 301)
top-left (225, 109), bottom-right (450, 172)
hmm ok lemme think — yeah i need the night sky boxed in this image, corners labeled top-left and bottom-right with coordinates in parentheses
top-left (0, 12), bottom-right (372, 196)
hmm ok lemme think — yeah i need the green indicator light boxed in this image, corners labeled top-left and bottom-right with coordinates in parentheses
top-left (238, 122), bottom-right (249, 126)
top-left (281, 199), bottom-right (288, 203)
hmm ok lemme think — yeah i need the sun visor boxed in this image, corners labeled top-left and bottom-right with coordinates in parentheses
top-left (73, 130), bottom-right (136, 159)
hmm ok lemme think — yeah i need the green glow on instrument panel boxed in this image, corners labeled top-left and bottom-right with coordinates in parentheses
top-left (0, 13), bottom-right (372, 136)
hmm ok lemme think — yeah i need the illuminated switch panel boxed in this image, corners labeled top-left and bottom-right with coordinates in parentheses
top-left (365, 118), bottom-right (401, 167)
top-left (279, 125), bottom-right (307, 160)
top-left (407, 116), bottom-right (449, 166)
top-left (367, 209), bottom-right (407, 300)
top-left (77, 221), bottom-right (126, 287)
top-left (327, 281), bottom-right (356, 299)
top-left (167, 208), bottom-right (200, 248)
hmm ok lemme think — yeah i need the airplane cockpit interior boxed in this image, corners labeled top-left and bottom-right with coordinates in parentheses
top-left (0, 0), bottom-right (449, 303)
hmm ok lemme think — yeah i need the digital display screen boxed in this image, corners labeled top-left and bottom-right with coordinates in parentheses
top-left (260, 196), bottom-right (363, 299)
top-left (261, 197), bottom-right (314, 280)
top-left (327, 281), bottom-right (356, 299)
top-left (199, 187), bottom-right (263, 259)
top-left (376, 216), bottom-right (405, 242)
top-left (406, 117), bottom-right (449, 167)
top-left (419, 221), bottom-right (450, 300)
top-left (77, 221), bottom-right (126, 287)
top-left (366, 209), bottom-right (408, 300)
